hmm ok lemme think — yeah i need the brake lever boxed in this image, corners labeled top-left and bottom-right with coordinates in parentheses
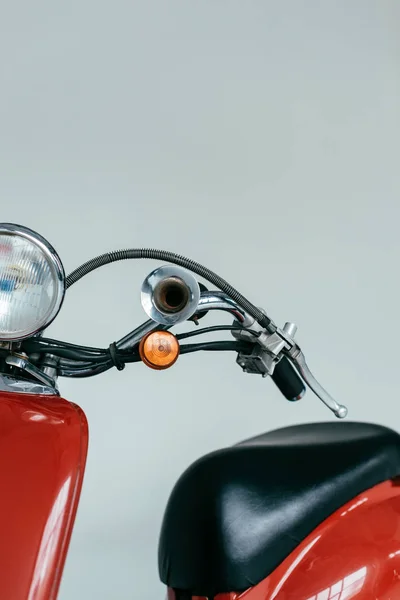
top-left (278, 324), bottom-right (348, 418)
top-left (287, 347), bottom-right (347, 418)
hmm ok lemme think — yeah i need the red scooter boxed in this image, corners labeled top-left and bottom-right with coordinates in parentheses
top-left (0, 223), bottom-right (399, 600)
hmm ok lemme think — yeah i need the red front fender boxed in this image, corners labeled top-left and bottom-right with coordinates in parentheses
top-left (0, 391), bottom-right (88, 600)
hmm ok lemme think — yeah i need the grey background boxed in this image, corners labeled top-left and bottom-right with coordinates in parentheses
top-left (1, 1), bottom-right (399, 598)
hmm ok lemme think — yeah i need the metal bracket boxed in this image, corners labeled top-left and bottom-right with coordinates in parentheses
top-left (5, 354), bottom-right (58, 393)
top-left (0, 373), bottom-right (58, 396)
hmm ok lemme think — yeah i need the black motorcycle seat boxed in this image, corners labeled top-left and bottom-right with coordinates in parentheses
top-left (158, 421), bottom-right (400, 597)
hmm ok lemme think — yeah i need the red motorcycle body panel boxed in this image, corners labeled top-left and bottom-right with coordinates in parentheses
top-left (169, 478), bottom-right (400, 600)
top-left (0, 391), bottom-right (88, 600)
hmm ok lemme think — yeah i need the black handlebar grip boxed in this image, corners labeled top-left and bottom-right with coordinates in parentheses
top-left (271, 356), bottom-right (306, 401)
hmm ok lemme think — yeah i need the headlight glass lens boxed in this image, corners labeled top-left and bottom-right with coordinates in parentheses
top-left (0, 225), bottom-right (65, 340)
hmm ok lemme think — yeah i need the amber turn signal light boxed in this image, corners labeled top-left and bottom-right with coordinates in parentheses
top-left (139, 330), bottom-right (180, 370)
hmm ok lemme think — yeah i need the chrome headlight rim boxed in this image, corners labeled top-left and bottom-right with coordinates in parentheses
top-left (0, 223), bottom-right (66, 341)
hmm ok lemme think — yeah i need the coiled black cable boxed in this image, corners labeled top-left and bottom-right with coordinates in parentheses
top-left (65, 249), bottom-right (274, 331)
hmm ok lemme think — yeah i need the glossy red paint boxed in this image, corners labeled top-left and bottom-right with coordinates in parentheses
top-left (168, 478), bottom-right (400, 600)
top-left (0, 391), bottom-right (88, 600)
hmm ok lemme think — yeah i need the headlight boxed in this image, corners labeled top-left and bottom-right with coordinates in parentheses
top-left (0, 224), bottom-right (65, 341)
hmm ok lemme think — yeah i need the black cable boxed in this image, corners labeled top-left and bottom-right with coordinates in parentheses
top-left (58, 357), bottom-right (101, 368)
top-left (22, 331), bottom-right (251, 377)
top-left (23, 346), bottom-right (109, 362)
top-left (23, 338), bottom-right (105, 355)
top-left (176, 325), bottom-right (260, 341)
top-left (26, 327), bottom-right (258, 359)
top-left (57, 341), bottom-right (250, 377)
top-left (24, 338), bottom-right (140, 366)
top-left (58, 362), bottom-right (114, 378)
top-left (114, 341), bottom-right (248, 360)
top-left (65, 248), bottom-right (274, 331)
top-left (36, 337), bottom-right (105, 353)
top-left (24, 336), bottom-right (250, 366)
top-left (179, 341), bottom-right (251, 354)
top-left (22, 337), bottom-right (111, 363)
